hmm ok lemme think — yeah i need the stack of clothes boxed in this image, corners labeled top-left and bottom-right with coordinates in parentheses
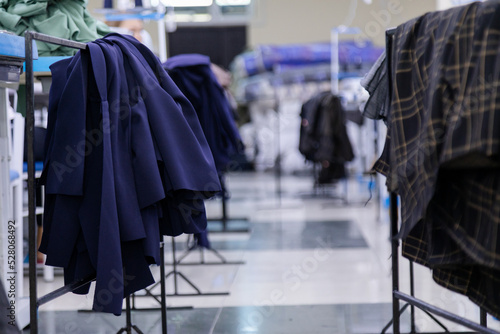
top-left (0, 0), bottom-right (110, 55)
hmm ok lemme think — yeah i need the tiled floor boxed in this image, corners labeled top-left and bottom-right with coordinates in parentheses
top-left (21, 172), bottom-right (500, 333)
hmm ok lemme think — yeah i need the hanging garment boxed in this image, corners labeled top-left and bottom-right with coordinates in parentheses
top-left (164, 54), bottom-right (243, 173)
top-left (299, 91), bottom-right (354, 184)
top-left (360, 51), bottom-right (388, 123)
top-left (164, 53), bottom-right (244, 248)
top-left (372, 0), bottom-right (500, 318)
top-left (104, 0), bottom-right (143, 8)
top-left (39, 33), bottom-right (220, 315)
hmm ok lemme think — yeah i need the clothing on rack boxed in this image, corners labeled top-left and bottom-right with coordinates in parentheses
top-left (164, 53), bottom-right (244, 247)
top-left (371, 0), bottom-right (500, 319)
top-left (104, 0), bottom-right (144, 8)
top-left (0, 0), bottom-right (111, 56)
top-left (164, 54), bottom-right (243, 174)
top-left (39, 33), bottom-right (221, 315)
top-left (299, 91), bottom-right (354, 184)
top-left (360, 51), bottom-right (388, 123)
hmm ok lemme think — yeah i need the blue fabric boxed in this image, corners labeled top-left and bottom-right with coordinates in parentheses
top-left (164, 54), bottom-right (243, 173)
top-left (164, 54), bottom-right (244, 249)
top-left (22, 161), bottom-right (44, 173)
top-left (40, 34), bottom-right (220, 315)
top-left (9, 170), bottom-right (19, 181)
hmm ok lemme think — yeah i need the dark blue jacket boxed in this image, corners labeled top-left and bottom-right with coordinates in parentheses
top-left (164, 54), bottom-right (242, 173)
top-left (164, 54), bottom-right (243, 248)
top-left (39, 34), bottom-right (220, 315)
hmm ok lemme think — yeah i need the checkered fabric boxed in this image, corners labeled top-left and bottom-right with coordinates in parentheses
top-left (373, 0), bottom-right (500, 319)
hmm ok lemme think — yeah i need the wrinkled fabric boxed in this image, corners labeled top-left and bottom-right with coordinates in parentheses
top-left (0, 0), bottom-right (110, 56)
top-left (375, 0), bottom-right (500, 319)
top-left (164, 53), bottom-right (244, 248)
top-left (164, 54), bottom-right (243, 173)
top-left (360, 51), bottom-right (388, 123)
top-left (40, 34), bottom-right (220, 315)
top-left (299, 91), bottom-right (354, 183)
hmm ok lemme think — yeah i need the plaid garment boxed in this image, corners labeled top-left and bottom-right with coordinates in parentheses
top-left (403, 168), bottom-right (500, 317)
top-left (373, 0), bottom-right (500, 318)
top-left (361, 51), bottom-right (389, 123)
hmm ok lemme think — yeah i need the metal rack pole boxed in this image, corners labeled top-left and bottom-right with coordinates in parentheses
top-left (390, 192), bottom-right (400, 334)
top-left (25, 31), bottom-right (87, 334)
top-left (481, 308), bottom-right (487, 327)
top-left (24, 30), bottom-right (37, 334)
top-left (160, 243), bottom-right (167, 334)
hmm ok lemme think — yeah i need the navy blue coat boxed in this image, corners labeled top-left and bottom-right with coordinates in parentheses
top-left (39, 34), bottom-right (220, 315)
top-left (164, 54), bottom-right (243, 248)
top-left (164, 54), bottom-right (242, 173)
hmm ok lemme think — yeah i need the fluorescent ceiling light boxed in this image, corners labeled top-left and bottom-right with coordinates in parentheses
top-left (162, 0), bottom-right (212, 6)
top-left (174, 13), bottom-right (212, 21)
top-left (216, 0), bottom-right (251, 5)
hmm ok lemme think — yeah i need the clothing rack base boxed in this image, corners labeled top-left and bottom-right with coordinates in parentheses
top-left (208, 174), bottom-right (250, 233)
top-left (168, 235), bottom-right (245, 266)
top-left (116, 297), bottom-right (144, 334)
top-left (133, 237), bottom-right (230, 304)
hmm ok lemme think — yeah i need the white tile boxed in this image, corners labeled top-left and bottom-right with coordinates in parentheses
top-left (25, 171), bottom-right (500, 332)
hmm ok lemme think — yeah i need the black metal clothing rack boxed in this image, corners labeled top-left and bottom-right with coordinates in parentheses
top-left (382, 28), bottom-right (500, 334)
top-left (25, 31), bottom-right (167, 334)
top-left (134, 237), bottom-right (230, 300)
top-left (25, 31), bottom-right (88, 334)
top-left (208, 173), bottom-right (249, 233)
top-left (173, 234), bottom-right (245, 266)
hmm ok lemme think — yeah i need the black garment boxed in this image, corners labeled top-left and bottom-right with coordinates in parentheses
top-left (299, 92), bottom-right (354, 184)
top-left (360, 51), bottom-right (388, 123)
top-left (373, 1), bottom-right (500, 319)
top-left (104, 0), bottom-right (142, 8)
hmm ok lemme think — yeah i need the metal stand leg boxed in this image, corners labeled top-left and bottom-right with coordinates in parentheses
top-left (127, 241), bottom-right (192, 313)
top-left (390, 192), bottom-right (400, 334)
top-left (164, 238), bottom-right (230, 297)
top-left (208, 174), bottom-right (249, 233)
top-left (481, 308), bottom-right (487, 327)
top-left (172, 235), bottom-right (245, 266)
top-left (25, 31), bottom-right (38, 334)
top-left (410, 261), bottom-right (416, 334)
top-left (116, 296), bottom-right (144, 334)
top-left (135, 238), bottom-right (230, 300)
top-left (160, 243), bottom-right (167, 334)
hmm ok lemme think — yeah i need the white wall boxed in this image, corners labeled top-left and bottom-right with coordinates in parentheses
top-left (249, 0), bottom-right (437, 47)
top-left (86, 0), bottom-right (438, 53)
top-left (436, 0), bottom-right (483, 10)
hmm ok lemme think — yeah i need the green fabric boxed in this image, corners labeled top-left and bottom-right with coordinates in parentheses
top-left (0, 9), bottom-right (24, 31)
top-left (0, 0), bottom-right (111, 56)
top-left (8, 1), bottom-right (47, 17)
